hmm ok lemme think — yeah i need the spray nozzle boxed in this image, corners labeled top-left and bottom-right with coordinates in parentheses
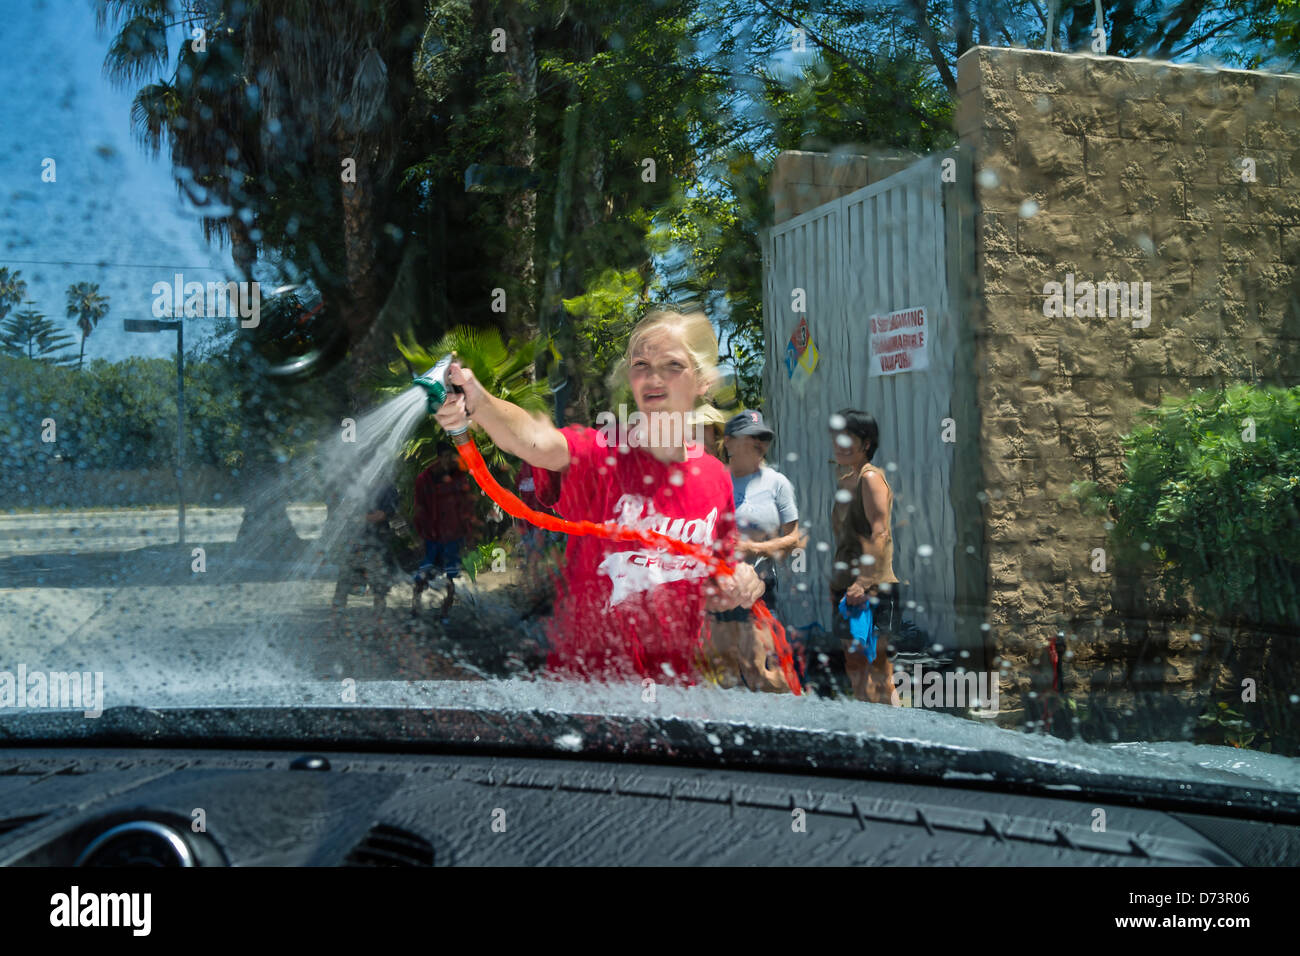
top-left (414, 353), bottom-right (468, 436)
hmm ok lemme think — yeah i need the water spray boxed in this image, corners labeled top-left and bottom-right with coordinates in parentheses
top-left (418, 353), bottom-right (802, 694)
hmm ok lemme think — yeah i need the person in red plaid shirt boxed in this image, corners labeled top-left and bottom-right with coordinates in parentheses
top-left (411, 441), bottom-right (478, 622)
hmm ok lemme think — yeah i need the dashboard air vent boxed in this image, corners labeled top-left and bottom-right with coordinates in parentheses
top-left (343, 824), bottom-right (434, 867)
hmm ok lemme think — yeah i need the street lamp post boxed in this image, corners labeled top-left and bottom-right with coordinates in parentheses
top-left (123, 319), bottom-right (185, 547)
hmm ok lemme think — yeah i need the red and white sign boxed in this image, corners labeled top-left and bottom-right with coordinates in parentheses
top-left (868, 306), bottom-right (929, 376)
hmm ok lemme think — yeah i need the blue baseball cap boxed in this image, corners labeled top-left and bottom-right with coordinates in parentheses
top-left (724, 409), bottom-right (774, 441)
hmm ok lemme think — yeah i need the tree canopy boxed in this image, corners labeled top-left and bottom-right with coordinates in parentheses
top-left (89, 0), bottom-right (1300, 416)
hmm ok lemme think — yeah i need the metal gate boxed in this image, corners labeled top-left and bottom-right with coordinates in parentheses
top-left (761, 149), bottom-right (983, 658)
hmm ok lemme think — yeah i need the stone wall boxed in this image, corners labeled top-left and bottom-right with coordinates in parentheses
top-left (956, 46), bottom-right (1300, 732)
top-left (772, 148), bottom-right (919, 222)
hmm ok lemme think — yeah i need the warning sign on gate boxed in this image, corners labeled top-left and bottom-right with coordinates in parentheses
top-left (868, 306), bottom-right (929, 376)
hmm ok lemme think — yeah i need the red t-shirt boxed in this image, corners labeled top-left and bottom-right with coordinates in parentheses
top-left (533, 425), bottom-right (738, 684)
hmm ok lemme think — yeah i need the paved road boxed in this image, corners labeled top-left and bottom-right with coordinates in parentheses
top-left (0, 508), bottom-right (546, 710)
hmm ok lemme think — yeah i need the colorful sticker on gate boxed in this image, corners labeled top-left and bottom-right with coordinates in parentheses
top-left (784, 339), bottom-right (800, 378)
top-left (790, 316), bottom-right (809, 356)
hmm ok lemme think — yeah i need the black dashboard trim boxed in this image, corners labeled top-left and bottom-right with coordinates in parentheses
top-left (1, 705), bottom-right (1297, 827)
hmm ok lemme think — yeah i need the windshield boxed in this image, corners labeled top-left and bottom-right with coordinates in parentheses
top-left (1, 0), bottom-right (1298, 796)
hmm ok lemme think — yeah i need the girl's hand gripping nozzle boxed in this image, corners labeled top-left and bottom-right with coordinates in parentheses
top-left (413, 354), bottom-right (472, 445)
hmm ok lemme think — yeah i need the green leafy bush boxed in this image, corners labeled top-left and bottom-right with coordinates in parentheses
top-left (1, 351), bottom-right (329, 485)
top-left (462, 537), bottom-right (505, 582)
top-left (1197, 701), bottom-right (1258, 749)
top-left (1076, 384), bottom-right (1300, 630)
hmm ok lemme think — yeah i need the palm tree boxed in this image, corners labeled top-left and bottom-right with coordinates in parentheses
top-left (100, 9), bottom-right (260, 276)
top-left (99, 0), bottom-right (418, 399)
top-left (0, 267), bottom-right (27, 324)
top-left (379, 326), bottom-right (550, 561)
top-left (100, 1), bottom-right (421, 558)
top-left (245, 0), bottom-right (417, 398)
top-left (66, 282), bottom-right (110, 370)
top-left (389, 326), bottom-right (551, 476)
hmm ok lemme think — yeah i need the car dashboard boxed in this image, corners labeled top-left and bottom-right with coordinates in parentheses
top-left (2, 747), bottom-right (1297, 866)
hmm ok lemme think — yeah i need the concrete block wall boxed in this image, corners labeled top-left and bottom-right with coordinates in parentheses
top-left (772, 148), bottom-right (920, 222)
top-left (956, 46), bottom-right (1300, 727)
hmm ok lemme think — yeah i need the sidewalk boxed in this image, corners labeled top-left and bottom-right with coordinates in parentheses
top-left (0, 505), bottom-right (327, 557)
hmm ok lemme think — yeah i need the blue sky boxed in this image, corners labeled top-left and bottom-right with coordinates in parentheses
top-left (0, 0), bottom-right (235, 363)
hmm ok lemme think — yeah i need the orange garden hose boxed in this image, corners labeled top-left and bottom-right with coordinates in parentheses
top-left (450, 433), bottom-right (803, 695)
